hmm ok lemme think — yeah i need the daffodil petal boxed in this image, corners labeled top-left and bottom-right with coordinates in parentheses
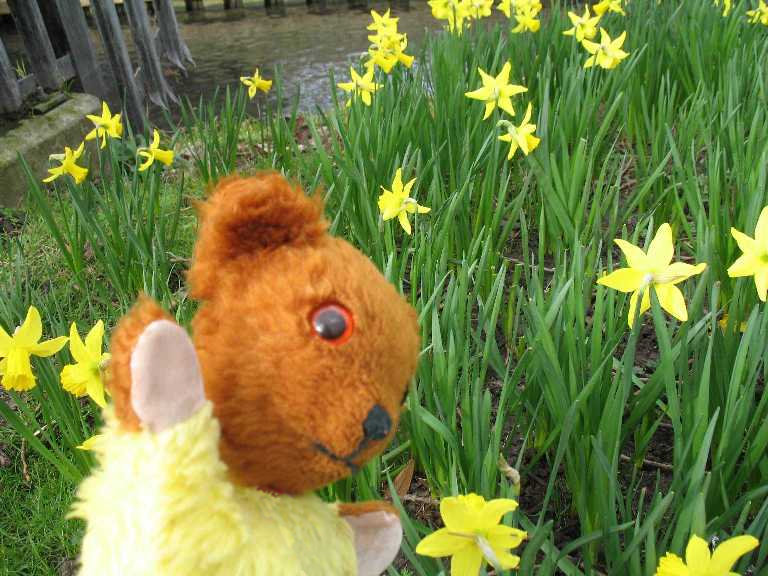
top-left (660, 262), bottom-right (707, 285)
top-left (493, 550), bottom-right (521, 570)
top-left (756, 269), bottom-right (768, 302)
top-left (86, 374), bottom-right (107, 408)
top-left (483, 101), bottom-right (495, 120)
top-left (478, 499), bottom-right (518, 526)
top-left (398, 211), bottom-right (412, 235)
top-left (647, 223), bottom-right (674, 267)
top-left (709, 535), bottom-right (759, 573)
top-left (597, 268), bottom-right (644, 292)
top-left (486, 524), bottom-right (527, 548)
top-left (685, 535), bottom-right (711, 572)
top-left (654, 284), bottom-right (688, 322)
top-left (731, 228), bottom-right (758, 255)
top-left (727, 254), bottom-right (758, 278)
top-left (16, 307), bottom-right (43, 347)
top-left (69, 323), bottom-right (88, 364)
top-left (628, 288), bottom-right (651, 328)
top-left (754, 206), bottom-right (768, 244)
top-left (614, 239), bottom-right (650, 269)
top-left (77, 434), bottom-right (104, 451)
top-left (415, 528), bottom-right (472, 557)
top-left (29, 336), bottom-right (68, 358)
top-left (85, 320), bottom-right (105, 359)
top-left (451, 546), bottom-right (484, 576)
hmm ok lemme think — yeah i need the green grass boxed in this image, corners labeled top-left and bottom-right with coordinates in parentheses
top-left (0, 434), bottom-right (83, 576)
top-left (3, 0), bottom-right (768, 573)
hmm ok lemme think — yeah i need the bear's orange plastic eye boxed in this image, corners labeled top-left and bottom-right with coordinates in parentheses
top-left (311, 304), bottom-right (354, 345)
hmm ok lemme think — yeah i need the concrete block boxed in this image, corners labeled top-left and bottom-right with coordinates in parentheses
top-left (0, 92), bottom-right (100, 208)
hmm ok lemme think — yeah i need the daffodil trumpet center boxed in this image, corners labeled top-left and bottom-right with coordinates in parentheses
top-left (641, 272), bottom-right (655, 288)
top-left (444, 531), bottom-right (503, 570)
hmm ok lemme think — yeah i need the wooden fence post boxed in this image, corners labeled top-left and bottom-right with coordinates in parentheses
top-left (0, 37), bottom-right (22, 113)
top-left (224, 0), bottom-right (244, 8)
top-left (90, 0), bottom-right (146, 132)
top-left (54, 0), bottom-right (105, 98)
top-left (7, 0), bottom-right (62, 91)
top-left (38, 1), bottom-right (69, 57)
top-left (153, 0), bottom-right (194, 74)
top-left (124, 0), bottom-right (177, 109)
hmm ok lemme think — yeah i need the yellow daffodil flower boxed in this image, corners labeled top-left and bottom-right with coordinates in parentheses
top-left (337, 67), bottom-right (381, 107)
top-left (714, 0), bottom-right (732, 16)
top-left (593, 0), bottom-right (625, 15)
top-left (583, 28), bottom-right (629, 70)
top-left (416, 493), bottom-right (527, 575)
top-left (240, 68), bottom-right (272, 99)
top-left (77, 434), bottom-right (104, 451)
top-left (429, 0), bottom-right (471, 34)
top-left (718, 313), bottom-right (748, 333)
top-left (597, 223), bottom-right (707, 327)
top-left (563, 6), bottom-right (601, 42)
top-left (516, 0), bottom-right (542, 10)
top-left (747, 0), bottom-right (768, 24)
top-left (85, 102), bottom-right (123, 149)
top-left (60, 321), bottom-right (110, 408)
top-left (511, 5), bottom-right (541, 32)
top-left (366, 31), bottom-right (414, 73)
top-left (137, 129), bottom-right (174, 172)
top-left (498, 103), bottom-right (540, 159)
top-left (467, 0), bottom-right (493, 19)
top-left (43, 142), bottom-right (88, 185)
top-left (497, 0), bottom-right (512, 17)
top-left (377, 168), bottom-right (430, 235)
top-left (367, 9), bottom-right (399, 36)
top-left (655, 534), bottom-right (759, 576)
top-left (727, 206), bottom-right (768, 301)
top-left (465, 62), bottom-right (527, 119)
top-left (0, 306), bottom-right (68, 392)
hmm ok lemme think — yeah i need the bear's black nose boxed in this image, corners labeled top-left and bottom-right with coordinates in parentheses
top-left (362, 405), bottom-right (391, 440)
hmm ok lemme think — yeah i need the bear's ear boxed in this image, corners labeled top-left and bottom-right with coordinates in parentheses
top-left (188, 172), bottom-right (327, 299)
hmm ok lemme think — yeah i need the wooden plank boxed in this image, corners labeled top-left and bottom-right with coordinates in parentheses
top-left (90, 0), bottom-right (145, 131)
top-left (124, 0), bottom-right (177, 109)
top-left (17, 55), bottom-right (75, 100)
top-left (153, 0), bottom-right (194, 73)
top-left (55, 0), bottom-right (105, 98)
top-left (7, 0), bottom-right (62, 91)
top-left (0, 36), bottom-right (22, 113)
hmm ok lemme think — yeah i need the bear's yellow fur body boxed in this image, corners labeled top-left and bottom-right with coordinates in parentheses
top-left (71, 403), bottom-right (357, 576)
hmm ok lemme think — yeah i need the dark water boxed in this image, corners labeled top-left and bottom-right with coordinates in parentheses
top-left (170, 3), bottom-right (440, 112)
top-left (1, 2), bottom-right (442, 125)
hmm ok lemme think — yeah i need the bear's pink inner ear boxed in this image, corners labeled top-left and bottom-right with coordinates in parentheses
top-left (130, 320), bottom-right (206, 433)
top-left (188, 173), bottom-right (328, 299)
top-left (343, 510), bottom-right (403, 576)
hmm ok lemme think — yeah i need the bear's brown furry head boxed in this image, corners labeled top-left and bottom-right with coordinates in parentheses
top-left (183, 173), bottom-right (420, 494)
